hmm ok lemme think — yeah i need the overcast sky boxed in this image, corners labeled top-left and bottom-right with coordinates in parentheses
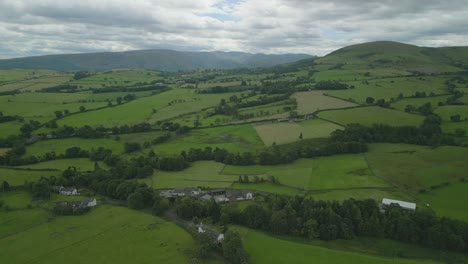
top-left (0, 0), bottom-right (467, 59)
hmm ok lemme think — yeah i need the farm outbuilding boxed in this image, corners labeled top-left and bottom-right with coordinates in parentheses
top-left (381, 198), bottom-right (416, 211)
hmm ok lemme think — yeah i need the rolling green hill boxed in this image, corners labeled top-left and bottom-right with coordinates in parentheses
top-left (0, 50), bottom-right (313, 72)
top-left (314, 41), bottom-right (468, 74)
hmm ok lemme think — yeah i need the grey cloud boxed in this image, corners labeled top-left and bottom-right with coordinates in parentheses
top-left (0, 0), bottom-right (467, 59)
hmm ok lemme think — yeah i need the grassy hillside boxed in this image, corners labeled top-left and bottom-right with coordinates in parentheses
top-left (0, 50), bottom-right (312, 72)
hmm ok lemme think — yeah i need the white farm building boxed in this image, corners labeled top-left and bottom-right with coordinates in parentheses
top-left (381, 198), bottom-right (416, 211)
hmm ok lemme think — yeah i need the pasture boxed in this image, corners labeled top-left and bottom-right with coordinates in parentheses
top-left (147, 161), bottom-right (237, 189)
top-left (391, 95), bottom-right (451, 112)
top-left (223, 155), bottom-right (389, 191)
top-left (69, 70), bottom-right (162, 88)
top-left (0, 209), bottom-right (51, 238)
top-left (151, 124), bottom-right (264, 155)
top-left (0, 121), bottom-right (22, 137)
top-left (0, 92), bottom-right (107, 120)
top-left (237, 227), bottom-right (437, 264)
top-left (0, 205), bottom-right (198, 264)
top-left (434, 105), bottom-right (468, 121)
top-left (419, 182), bottom-right (468, 222)
top-left (57, 88), bottom-right (239, 127)
top-left (327, 76), bottom-right (448, 104)
top-left (366, 143), bottom-right (468, 192)
top-left (25, 138), bottom-right (124, 157)
top-left (318, 106), bottom-right (424, 126)
top-left (254, 119), bottom-right (342, 145)
top-left (0, 168), bottom-right (60, 186)
top-left (17, 158), bottom-right (107, 171)
top-left (292, 91), bottom-right (357, 114)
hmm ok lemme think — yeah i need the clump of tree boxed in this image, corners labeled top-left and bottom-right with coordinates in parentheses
top-left (315, 81), bottom-right (351, 90)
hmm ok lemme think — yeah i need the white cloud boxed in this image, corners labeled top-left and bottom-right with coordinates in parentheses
top-left (0, 0), bottom-right (467, 58)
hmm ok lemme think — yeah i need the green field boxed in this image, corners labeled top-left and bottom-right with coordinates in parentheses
top-left (224, 155), bottom-right (389, 191)
top-left (434, 105), bottom-right (468, 121)
top-left (419, 182), bottom-right (468, 222)
top-left (292, 91), bottom-right (357, 114)
top-left (327, 76), bottom-right (448, 104)
top-left (57, 89), bottom-right (239, 127)
top-left (0, 92), bottom-right (108, 121)
top-left (254, 119), bottom-right (342, 145)
top-left (70, 70), bottom-right (162, 88)
top-left (147, 161), bottom-right (237, 189)
top-left (237, 227), bottom-right (439, 264)
top-left (25, 138), bottom-right (124, 157)
top-left (391, 95), bottom-right (451, 112)
top-left (0, 205), bottom-right (198, 264)
top-left (17, 158), bottom-right (107, 171)
top-left (151, 124), bottom-right (264, 155)
top-left (0, 168), bottom-right (60, 186)
top-left (366, 143), bottom-right (468, 192)
top-left (318, 106), bottom-right (424, 126)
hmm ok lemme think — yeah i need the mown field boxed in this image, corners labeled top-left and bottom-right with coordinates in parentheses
top-left (0, 205), bottom-right (200, 264)
top-left (292, 90), bottom-right (357, 114)
top-left (254, 119), bottom-right (342, 145)
top-left (318, 106), bottom-right (424, 126)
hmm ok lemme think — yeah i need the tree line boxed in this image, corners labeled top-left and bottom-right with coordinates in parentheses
top-left (175, 193), bottom-right (468, 253)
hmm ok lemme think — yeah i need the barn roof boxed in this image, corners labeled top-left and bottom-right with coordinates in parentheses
top-left (382, 198), bottom-right (416, 210)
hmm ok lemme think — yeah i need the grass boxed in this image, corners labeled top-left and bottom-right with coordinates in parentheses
top-left (224, 155), bottom-right (389, 191)
top-left (25, 138), bottom-right (124, 157)
top-left (0, 168), bottom-right (60, 186)
top-left (17, 158), bottom-right (107, 171)
top-left (327, 76), bottom-right (449, 104)
top-left (147, 161), bottom-right (238, 189)
top-left (0, 191), bottom-right (33, 209)
top-left (237, 227), bottom-right (438, 264)
top-left (318, 106), bottom-right (424, 126)
top-left (418, 182), bottom-right (468, 222)
top-left (0, 92), bottom-right (108, 121)
top-left (391, 95), bottom-right (451, 112)
top-left (434, 105), bottom-right (468, 121)
top-left (0, 121), bottom-right (23, 137)
top-left (0, 205), bottom-right (197, 264)
top-left (70, 70), bottom-right (162, 88)
top-left (308, 188), bottom-right (413, 202)
top-left (0, 209), bottom-right (51, 238)
top-left (151, 124), bottom-right (264, 155)
top-left (232, 182), bottom-right (305, 195)
top-left (254, 119), bottom-right (342, 145)
top-left (292, 91), bottom-right (357, 114)
top-left (57, 88), bottom-right (239, 127)
top-left (366, 143), bottom-right (468, 193)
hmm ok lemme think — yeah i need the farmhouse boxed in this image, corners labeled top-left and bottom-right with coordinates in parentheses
top-left (53, 186), bottom-right (79, 196)
top-left (160, 187), bottom-right (202, 197)
top-left (226, 190), bottom-right (254, 202)
top-left (381, 198), bottom-right (416, 211)
top-left (56, 198), bottom-right (97, 208)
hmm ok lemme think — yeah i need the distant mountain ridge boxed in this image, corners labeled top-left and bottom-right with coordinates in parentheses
top-left (0, 49), bottom-right (313, 72)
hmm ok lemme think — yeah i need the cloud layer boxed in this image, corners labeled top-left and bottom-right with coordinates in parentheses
top-left (0, 0), bottom-right (467, 58)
